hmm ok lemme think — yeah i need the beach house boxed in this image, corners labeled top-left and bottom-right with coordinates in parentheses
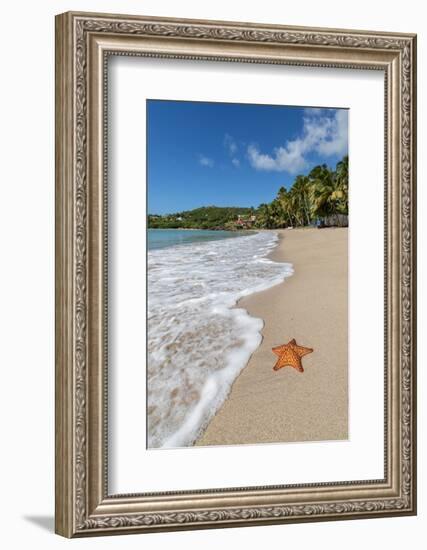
top-left (235, 214), bottom-right (257, 228)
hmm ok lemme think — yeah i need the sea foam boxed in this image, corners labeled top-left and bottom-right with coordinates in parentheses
top-left (147, 231), bottom-right (293, 448)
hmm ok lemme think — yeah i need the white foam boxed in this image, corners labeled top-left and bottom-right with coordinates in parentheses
top-left (147, 231), bottom-right (293, 448)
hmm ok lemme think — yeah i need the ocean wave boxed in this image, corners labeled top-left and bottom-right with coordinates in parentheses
top-left (147, 231), bottom-right (293, 448)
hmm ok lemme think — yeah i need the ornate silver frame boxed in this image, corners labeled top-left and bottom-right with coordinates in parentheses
top-left (55, 11), bottom-right (417, 537)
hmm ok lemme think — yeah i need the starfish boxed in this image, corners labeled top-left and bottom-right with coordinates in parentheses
top-left (272, 338), bottom-right (313, 373)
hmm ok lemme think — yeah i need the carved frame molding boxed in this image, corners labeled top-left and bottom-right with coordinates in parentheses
top-left (55, 12), bottom-right (416, 537)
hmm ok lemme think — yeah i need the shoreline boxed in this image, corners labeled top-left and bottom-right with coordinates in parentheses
top-left (196, 227), bottom-right (348, 446)
top-left (147, 230), bottom-right (291, 448)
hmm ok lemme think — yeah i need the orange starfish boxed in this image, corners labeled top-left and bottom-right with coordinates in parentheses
top-left (272, 338), bottom-right (313, 373)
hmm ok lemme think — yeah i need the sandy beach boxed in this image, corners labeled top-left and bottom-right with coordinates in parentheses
top-left (197, 227), bottom-right (348, 446)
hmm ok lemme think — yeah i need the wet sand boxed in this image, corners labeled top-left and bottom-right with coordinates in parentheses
top-left (197, 227), bottom-right (348, 446)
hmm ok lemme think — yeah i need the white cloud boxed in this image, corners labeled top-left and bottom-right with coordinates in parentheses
top-left (248, 141), bottom-right (307, 174)
top-left (224, 134), bottom-right (241, 167)
top-left (198, 155), bottom-right (214, 168)
top-left (248, 109), bottom-right (348, 174)
top-left (303, 107), bottom-right (324, 116)
top-left (224, 133), bottom-right (238, 155)
top-left (314, 109), bottom-right (348, 156)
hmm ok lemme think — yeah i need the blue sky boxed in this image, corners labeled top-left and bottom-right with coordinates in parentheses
top-left (147, 100), bottom-right (348, 215)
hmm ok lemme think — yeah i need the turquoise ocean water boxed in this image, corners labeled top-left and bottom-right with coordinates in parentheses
top-left (147, 228), bottom-right (250, 250)
top-left (147, 229), bottom-right (294, 448)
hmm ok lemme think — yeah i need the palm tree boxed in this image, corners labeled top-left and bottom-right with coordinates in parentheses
top-left (291, 175), bottom-right (312, 226)
top-left (308, 164), bottom-right (334, 219)
top-left (270, 199), bottom-right (284, 228)
top-left (256, 203), bottom-right (273, 228)
top-left (276, 186), bottom-right (293, 227)
top-left (308, 162), bottom-right (348, 223)
top-left (334, 155), bottom-right (349, 214)
top-left (256, 155), bottom-right (348, 229)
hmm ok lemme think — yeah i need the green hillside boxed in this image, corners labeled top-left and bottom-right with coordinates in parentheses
top-left (148, 206), bottom-right (255, 230)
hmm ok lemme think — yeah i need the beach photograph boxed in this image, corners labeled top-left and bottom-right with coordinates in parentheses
top-left (147, 99), bottom-right (349, 449)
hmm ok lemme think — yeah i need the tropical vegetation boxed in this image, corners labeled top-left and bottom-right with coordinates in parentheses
top-left (255, 156), bottom-right (348, 229)
top-left (148, 156), bottom-right (348, 230)
top-left (148, 206), bottom-right (255, 230)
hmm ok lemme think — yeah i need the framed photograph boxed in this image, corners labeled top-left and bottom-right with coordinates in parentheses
top-left (55, 11), bottom-right (417, 537)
